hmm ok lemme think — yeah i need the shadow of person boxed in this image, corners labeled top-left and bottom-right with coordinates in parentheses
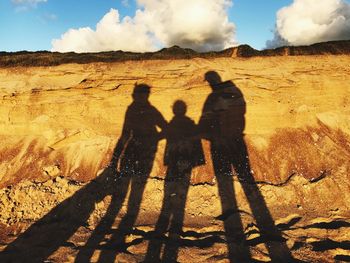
top-left (144, 100), bottom-right (204, 262)
top-left (0, 84), bottom-right (166, 263)
top-left (76, 83), bottom-right (167, 262)
top-left (199, 71), bottom-right (293, 262)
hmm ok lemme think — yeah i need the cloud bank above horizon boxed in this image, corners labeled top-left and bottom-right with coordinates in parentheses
top-left (52, 0), bottom-right (236, 53)
top-left (50, 0), bottom-right (350, 53)
top-left (267, 0), bottom-right (350, 48)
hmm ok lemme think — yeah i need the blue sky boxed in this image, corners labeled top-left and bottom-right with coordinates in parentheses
top-left (230, 0), bottom-right (292, 49)
top-left (0, 0), bottom-right (293, 52)
top-left (2, 0), bottom-right (350, 52)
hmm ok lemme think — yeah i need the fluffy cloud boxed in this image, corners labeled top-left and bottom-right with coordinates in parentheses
top-left (52, 9), bottom-right (156, 53)
top-left (52, 0), bottom-right (236, 53)
top-left (267, 0), bottom-right (350, 48)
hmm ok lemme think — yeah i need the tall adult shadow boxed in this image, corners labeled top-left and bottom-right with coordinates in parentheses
top-left (199, 71), bottom-right (293, 262)
top-left (145, 100), bottom-right (204, 262)
top-left (0, 84), bottom-right (166, 263)
top-left (80, 83), bottom-right (167, 263)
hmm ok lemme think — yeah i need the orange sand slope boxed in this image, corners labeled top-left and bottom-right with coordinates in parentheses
top-left (0, 54), bottom-right (349, 262)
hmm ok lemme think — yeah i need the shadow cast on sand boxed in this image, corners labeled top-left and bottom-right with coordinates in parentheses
top-left (144, 100), bottom-right (205, 262)
top-left (198, 71), bottom-right (293, 262)
top-left (0, 75), bottom-right (296, 262)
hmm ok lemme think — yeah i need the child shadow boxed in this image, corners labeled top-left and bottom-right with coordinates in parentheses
top-left (144, 100), bottom-right (204, 262)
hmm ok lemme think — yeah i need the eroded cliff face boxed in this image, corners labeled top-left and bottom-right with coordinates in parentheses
top-left (0, 55), bottom-right (349, 262)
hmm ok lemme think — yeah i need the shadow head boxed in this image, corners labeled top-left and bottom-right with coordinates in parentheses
top-left (172, 100), bottom-right (187, 116)
top-left (205, 71), bottom-right (222, 89)
top-left (132, 83), bottom-right (151, 102)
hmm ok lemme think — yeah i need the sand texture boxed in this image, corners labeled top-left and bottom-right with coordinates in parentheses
top-left (0, 55), bottom-right (349, 262)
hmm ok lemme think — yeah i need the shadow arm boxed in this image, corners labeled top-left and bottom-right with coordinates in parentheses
top-left (109, 115), bottom-right (132, 168)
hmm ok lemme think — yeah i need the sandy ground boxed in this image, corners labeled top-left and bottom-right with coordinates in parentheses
top-left (0, 55), bottom-right (349, 262)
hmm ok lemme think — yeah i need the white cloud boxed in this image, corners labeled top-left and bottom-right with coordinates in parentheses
top-left (267, 0), bottom-right (350, 48)
top-left (52, 9), bottom-right (157, 53)
top-left (52, 0), bottom-right (236, 53)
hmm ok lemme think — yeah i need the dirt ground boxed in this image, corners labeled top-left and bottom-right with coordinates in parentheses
top-left (0, 55), bottom-right (349, 262)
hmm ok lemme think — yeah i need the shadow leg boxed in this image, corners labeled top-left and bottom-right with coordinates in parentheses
top-left (97, 175), bottom-right (148, 263)
top-left (74, 177), bottom-right (130, 263)
top-left (234, 139), bottom-right (293, 261)
top-left (162, 173), bottom-right (190, 262)
top-left (144, 180), bottom-right (174, 262)
top-left (212, 145), bottom-right (252, 262)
